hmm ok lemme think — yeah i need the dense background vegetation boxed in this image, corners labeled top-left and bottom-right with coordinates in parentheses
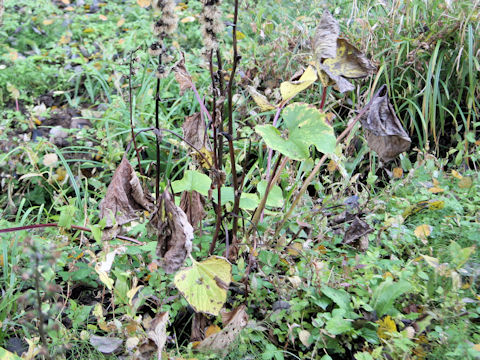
top-left (0, 0), bottom-right (479, 359)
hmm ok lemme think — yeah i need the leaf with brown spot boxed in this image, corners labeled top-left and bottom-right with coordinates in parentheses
top-left (150, 189), bottom-right (193, 274)
top-left (360, 85), bottom-right (411, 161)
top-left (99, 156), bottom-right (154, 239)
top-left (180, 190), bottom-right (205, 230)
top-left (312, 10), bottom-right (339, 60)
top-left (343, 216), bottom-right (372, 251)
top-left (195, 305), bottom-right (248, 353)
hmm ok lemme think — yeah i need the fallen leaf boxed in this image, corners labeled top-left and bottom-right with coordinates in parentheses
top-left (117, 18), bottom-right (125, 27)
top-left (147, 312), bottom-right (169, 360)
top-left (99, 156), bottom-right (154, 239)
top-left (90, 335), bottom-right (123, 354)
top-left (298, 329), bottom-right (312, 347)
top-left (181, 16), bottom-right (196, 23)
top-left (360, 85), bottom-right (411, 161)
top-left (43, 153), bottom-right (58, 167)
top-left (414, 224), bottom-right (432, 239)
top-left (393, 167), bottom-right (403, 178)
top-left (195, 305), bottom-right (248, 352)
top-left (43, 19), bottom-right (54, 25)
top-left (137, 0), bottom-right (151, 7)
top-left (247, 86), bottom-right (275, 112)
top-left (174, 256), bottom-right (232, 316)
top-left (428, 187), bottom-right (445, 193)
top-left (343, 216), bottom-right (372, 251)
top-left (150, 189), bottom-right (193, 274)
top-left (99, 14), bottom-right (107, 21)
top-left (458, 176), bottom-right (473, 189)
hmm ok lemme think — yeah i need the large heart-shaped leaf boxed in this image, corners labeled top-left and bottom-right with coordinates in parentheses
top-left (172, 170), bottom-right (212, 196)
top-left (255, 103), bottom-right (336, 160)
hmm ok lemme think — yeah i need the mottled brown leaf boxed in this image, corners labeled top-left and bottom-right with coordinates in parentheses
top-left (360, 85), bottom-right (411, 161)
top-left (147, 312), bottom-right (168, 360)
top-left (343, 216), bottom-right (373, 251)
top-left (173, 53), bottom-right (194, 95)
top-left (182, 112), bottom-right (209, 151)
top-left (313, 11), bottom-right (339, 60)
top-left (180, 190), bottom-right (205, 230)
top-left (195, 305), bottom-right (248, 353)
top-left (99, 156), bottom-right (154, 239)
top-left (150, 189), bottom-right (193, 274)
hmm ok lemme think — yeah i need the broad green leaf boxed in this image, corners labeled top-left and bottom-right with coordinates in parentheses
top-left (172, 170), bottom-right (212, 196)
top-left (325, 316), bottom-right (353, 335)
top-left (0, 347), bottom-right (22, 360)
top-left (371, 279), bottom-right (411, 317)
top-left (58, 203), bottom-right (76, 229)
top-left (449, 241), bottom-right (475, 269)
top-left (255, 103), bottom-right (336, 161)
top-left (174, 256), bottom-right (232, 316)
top-left (212, 186), bottom-right (259, 210)
top-left (257, 180), bottom-right (284, 207)
top-left (279, 65), bottom-right (317, 101)
top-left (321, 286), bottom-right (351, 311)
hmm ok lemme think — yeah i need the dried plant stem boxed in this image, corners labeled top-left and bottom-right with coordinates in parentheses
top-left (33, 250), bottom-right (51, 360)
top-left (227, 0), bottom-right (241, 254)
top-left (155, 75), bottom-right (161, 203)
top-left (273, 86), bottom-right (385, 237)
top-left (129, 47), bottom-right (143, 176)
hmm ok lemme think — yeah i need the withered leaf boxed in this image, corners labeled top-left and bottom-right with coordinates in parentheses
top-left (99, 156), bottom-right (154, 239)
top-left (182, 112), bottom-right (210, 152)
top-left (150, 189), bottom-right (193, 274)
top-left (147, 312), bottom-right (169, 360)
top-left (313, 10), bottom-right (340, 60)
top-left (360, 85), bottom-right (411, 161)
top-left (343, 216), bottom-right (373, 251)
top-left (173, 53), bottom-right (194, 96)
top-left (195, 305), bottom-right (248, 353)
top-left (180, 190), bottom-right (205, 231)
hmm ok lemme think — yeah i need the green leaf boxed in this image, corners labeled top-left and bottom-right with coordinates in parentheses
top-left (326, 316), bottom-right (353, 335)
top-left (449, 241), bottom-right (475, 269)
top-left (257, 180), bottom-right (284, 207)
top-left (174, 256), bottom-right (232, 316)
top-left (58, 203), bottom-right (76, 229)
top-left (255, 103), bottom-right (336, 161)
top-left (172, 170), bottom-right (212, 196)
top-left (0, 347), bottom-right (23, 360)
top-left (212, 186), bottom-right (259, 210)
top-left (371, 279), bottom-right (411, 317)
top-left (321, 286), bottom-right (351, 311)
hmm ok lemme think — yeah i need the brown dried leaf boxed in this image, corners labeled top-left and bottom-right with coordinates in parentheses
top-left (150, 189), bottom-right (193, 274)
top-left (313, 11), bottom-right (339, 60)
top-left (195, 305), bottom-right (248, 353)
top-left (360, 85), bottom-right (411, 161)
top-left (180, 190), bottom-right (205, 230)
top-left (99, 156), bottom-right (154, 239)
top-left (190, 313), bottom-right (209, 342)
top-left (147, 312), bottom-right (168, 360)
top-left (182, 112), bottom-right (210, 151)
top-left (343, 216), bottom-right (373, 251)
top-left (173, 53), bottom-right (194, 95)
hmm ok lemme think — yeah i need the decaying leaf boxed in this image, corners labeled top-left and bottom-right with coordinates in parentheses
top-left (247, 86), bottom-right (276, 112)
top-left (147, 312), bottom-right (169, 360)
top-left (150, 189), bottom-right (193, 274)
top-left (182, 112), bottom-right (213, 168)
top-left (195, 305), bottom-right (248, 353)
top-left (191, 313), bottom-right (209, 342)
top-left (313, 10), bottom-right (339, 60)
top-left (99, 156), bottom-right (154, 239)
top-left (343, 217), bottom-right (372, 251)
top-left (90, 335), bottom-right (123, 354)
top-left (173, 53), bottom-right (194, 95)
top-left (313, 11), bottom-right (375, 93)
top-left (360, 85), bottom-right (411, 162)
top-left (180, 190), bottom-right (205, 230)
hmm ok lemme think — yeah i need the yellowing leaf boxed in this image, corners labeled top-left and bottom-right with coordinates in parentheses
top-left (279, 65), bottom-right (317, 101)
top-left (137, 0), bottom-right (151, 7)
top-left (83, 28), bottom-right (95, 33)
top-left (181, 16), bottom-right (196, 23)
top-left (393, 167), bottom-right (403, 178)
top-left (247, 86), bottom-right (275, 112)
top-left (287, 242), bottom-right (303, 256)
top-left (451, 170), bottom-right (463, 179)
top-left (0, 346), bottom-right (23, 360)
top-left (376, 316), bottom-right (397, 339)
top-left (43, 19), bottom-right (54, 25)
top-left (327, 160), bottom-right (337, 172)
top-left (205, 324), bottom-right (221, 338)
top-left (458, 176), bottom-right (473, 189)
top-left (236, 31), bottom-right (246, 39)
top-left (428, 186), bottom-right (444, 193)
top-left (174, 256), bottom-right (232, 316)
top-left (414, 224), bottom-right (432, 239)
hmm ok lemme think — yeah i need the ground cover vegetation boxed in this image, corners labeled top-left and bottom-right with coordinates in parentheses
top-left (0, 0), bottom-right (479, 359)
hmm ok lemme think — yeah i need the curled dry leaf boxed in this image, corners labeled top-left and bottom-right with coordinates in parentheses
top-left (246, 86), bottom-right (275, 112)
top-left (313, 11), bottom-right (376, 93)
top-left (150, 189), bottom-right (193, 274)
top-left (90, 335), bottom-right (123, 354)
top-left (182, 112), bottom-right (213, 169)
top-left (99, 156), bottom-right (154, 239)
top-left (195, 305), bottom-right (248, 353)
top-left (173, 53), bottom-right (194, 95)
top-left (180, 190), bottom-right (205, 230)
top-left (147, 312), bottom-right (169, 360)
top-left (343, 216), bottom-right (373, 251)
top-left (360, 85), bottom-right (411, 161)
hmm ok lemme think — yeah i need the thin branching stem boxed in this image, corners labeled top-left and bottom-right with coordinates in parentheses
top-left (129, 47), bottom-right (143, 175)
